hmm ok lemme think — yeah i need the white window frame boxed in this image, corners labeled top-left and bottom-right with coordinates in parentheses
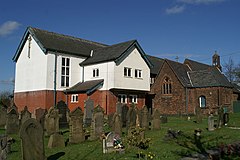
top-left (199, 96), bottom-right (206, 108)
top-left (129, 95), bottom-right (138, 104)
top-left (93, 68), bottom-right (99, 78)
top-left (71, 94), bottom-right (78, 103)
top-left (118, 94), bottom-right (127, 103)
top-left (124, 67), bottom-right (132, 77)
top-left (61, 57), bottom-right (70, 87)
top-left (135, 69), bottom-right (142, 79)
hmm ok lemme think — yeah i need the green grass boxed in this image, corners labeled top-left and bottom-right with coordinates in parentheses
top-left (3, 112), bottom-right (240, 160)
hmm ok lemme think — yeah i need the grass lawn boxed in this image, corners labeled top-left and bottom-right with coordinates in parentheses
top-left (1, 112), bottom-right (240, 160)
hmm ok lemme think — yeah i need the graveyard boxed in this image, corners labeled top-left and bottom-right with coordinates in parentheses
top-left (0, 102), bottom-right (240, 160)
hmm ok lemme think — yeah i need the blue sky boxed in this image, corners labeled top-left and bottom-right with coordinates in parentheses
top-left (0, 0), bottom-right (240, 92)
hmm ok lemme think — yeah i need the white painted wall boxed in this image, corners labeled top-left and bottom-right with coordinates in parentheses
top-left (114, 47), bottom-right (150, 91)
top-left (15, 35), bottom-right (48, 92)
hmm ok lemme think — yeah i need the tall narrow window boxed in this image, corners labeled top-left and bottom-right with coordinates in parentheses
top-left (135, 69), bottom-right (142, 78)
top-left (118, 94), bottom-right (127, 103)
top-left (93, 68), bottom-right (99, 77)
top-left (129, 95), bottom-right (138, 103)
top-left (161, 77), bottom-right (172, 94)
top-left (71, 94), bottom-right (78, 103)
top-left (199, 96), bottom-right (206, 108)
top-left (61, 57), bottom-right (70, 87)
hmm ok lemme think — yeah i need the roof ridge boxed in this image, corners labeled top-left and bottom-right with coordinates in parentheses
top-left (29, 26), bottom-right (108, 47)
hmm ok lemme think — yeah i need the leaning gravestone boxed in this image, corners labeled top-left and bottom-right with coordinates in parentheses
top-left (90, 105), bottom-right (104, 140)
top-left (152, 108), bottom-right (161, 130)
top-left (0, 105), bottom-right (7, 127)
top-left (6, 108), bottom-right (19, 134)
top-left (19, 118), bottom-right (45, 160)
top-left (141, 106), bottom-right (149, 130)
top-left (56, 100), bottom-right (69, 128)
top-left (112, 113), bottom-right (122, 136)
top-left (83, 98), bottom-right (94, 126)
top-left (19, 106), bottom-right (31, 126)
top-left (126, 104), bottom-right (137, 130)
top-left (208, 114), bottom-right (215, 131)
top-left (69, 107), bottom-right (84, 143)
top-left (35, 108), bottom-right (47, 129)
top-left (121, 104), bottom-right (129, 127)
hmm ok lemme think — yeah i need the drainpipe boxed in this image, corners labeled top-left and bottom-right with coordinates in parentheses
top-left (54, 52), bottom-right (57, 108)
top-left (185, 88), bottom-right (188, 115)
top-left (82, 66), bottom-right (84, 82)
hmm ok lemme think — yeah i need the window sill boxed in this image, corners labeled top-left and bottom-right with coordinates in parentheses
top-left (124, 76), bottom-right (133, 78)
top-left (135, 77), bottom-right (143, 80)
top-left (71, 102), bottom-right (78, 103)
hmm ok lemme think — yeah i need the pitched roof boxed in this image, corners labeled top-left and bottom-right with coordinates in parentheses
top-left (65, 79), bottom-right (104, 94)
top-left (80, 40), bottom-right (152, 67)
top-left (184, 59), bottom-right (211, 71)
top-left (146, 55), bottom-right (164, 75)
top-left (13, 27), bottom-right (107, 61)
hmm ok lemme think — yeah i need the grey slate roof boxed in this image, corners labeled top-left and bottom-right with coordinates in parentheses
top-left (13, 27), bottom-right (107, 61)
top-left (184, 59), bottom-right (210, 71)
top-left (65, 79), bottom-right (104, 94)
top-left (146, 55), bottom-right (164, 75)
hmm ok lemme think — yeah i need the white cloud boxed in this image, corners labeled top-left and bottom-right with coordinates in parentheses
top-left (166, 5), bottom-right (186, 14)
top-left (0, 21), bottom-right (21, 37)
top-left (177, 0), bottom-right (225, 5)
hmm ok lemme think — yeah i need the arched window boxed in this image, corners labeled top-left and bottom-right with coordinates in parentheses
top-left (199, 96), bottom-right (206, 108)
top-left (161, 77), bottom-right (172, 94)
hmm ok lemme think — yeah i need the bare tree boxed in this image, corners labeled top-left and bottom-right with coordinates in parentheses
top-left (223, 57), bottom-right (235, 82)
top-left (0, 91), bottom-right (12, 107)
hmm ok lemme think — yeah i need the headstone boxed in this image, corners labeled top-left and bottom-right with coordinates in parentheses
top-left (208, 114), bottom-right (215, 131)
top-left (83, 97), bottom-right (94, 126)
top-left (6, 108), bottom-right (19, 134)
top-left (104, 132), bottom-right (124, 153)
top-left (0, 135), bottom-right (7, 160)
top-left (35, 108), bottom-right (47, 129)
top-left (160, 115), bottom-right (168, 123)
top-left (141, 106), bottom-right (149, 130)
top-left (195, 106), bottom-right (202, 123)
top-left (19, 106), bottom-right (31, 126)
top-left (223, 113), bottom-right (229, 125)
top-left (217, 106), bottom-right (224, 128)
top-left (112, 113), bottom-right (122, 136)
top-left (19, 118), bottom-right (45, 160)
top-left (126, 104), bottom-right (137, 130)
top-left (69, 107), bottom-right (84, 143)
top-left (44, 107), bottom-right (61, 136)
top-left (152, 108), bottom-right (160, 130)
top-left (90, 105), bottom-right (104, 140)
top-left (0, 106), bottom-right (7, 127)
top-left (56, 100), bottom-right (69, 128)
top-left (47, 133), bottom-right (65, 148)
top-left (121, 104), bottom-right (129, 127)
top-left (105, 132), bottom-right (115, 153)
top-left (135, 107), bottom-right (141, 128)
top-left (116, 102), bottom-right (122, 116)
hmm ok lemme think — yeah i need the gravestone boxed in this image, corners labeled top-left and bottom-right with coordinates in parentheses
top-left (141, 106), bottom-right (149, 130)
top-left (126, 104), bottom-right (137, 131)
top-left (104, 132), bottom-right (115, 153)
top-left (217, 106), bottom-right (224, 128)
top-left (152, 108), bottom-right (160, 130)
top-left (0, 135), bottom-right (7, 160)
top-left (195, 106), bottom-right (203, 123)
top-left (90, 105), bottom-right (104, 140)
top-left (69, 107), bottom-right (84, 143)
top-left (116, 102), bottom-right (122, 116)
top-left (6, 108), bottom-right (19, 134)
top-left (160, 115), bottom-right (168, 123)
top-left (83, 97), bottom-right (94, 126)
top-left (112, 113), bottom-right (122, 136)
top-left (135, 107), bottom-right (142, 128)
top-left (35, 108), bottom-right (47, 129)
top-left (19, 106), bottom-right (31, 126)
top-left (56, 100), bottom-right (69, 128)
top-left (44, 107), bottom-right (61, 136)
top-left (0, 105), bottom-right (7, 127)
top-left (19, 118), bottom-right (45, 160)
top-left (121, 104), bottom-right (129, 127)
top-left (208, 114), bottom-right (215, 131)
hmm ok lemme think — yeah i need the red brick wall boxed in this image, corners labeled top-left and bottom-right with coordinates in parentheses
top-left (14, 90), bottom-right (66, 113)
top-left (67, 90), bottom-right (146, 114)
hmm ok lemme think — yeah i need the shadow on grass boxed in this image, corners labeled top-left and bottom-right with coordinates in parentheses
top-left (47, 152), bottom-right (65, 160)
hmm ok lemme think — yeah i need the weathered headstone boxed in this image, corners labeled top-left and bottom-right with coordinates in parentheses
top-left (104, 132), bottom-right (115, 153)
top-left (19, 118), bottom-right (45, 160)
top-left (83, 97), bottom-right (94, 126)
top-left (126, 104), bottom-right (137, 131)
top-left (121, 104), bottom-right (129, 127)
top-left (48, 133), bottom-right (65, 148)
top-left (56, 100), bottom-right (69, 128)
top-left (0, 105), bottom-right (7, 127)
top-left (35, 108), bottom-right (47, 129)
top-left (152, 108), bottom-right (160, 130)
top-left (69, 107), bottom-right (84, 144)
top-left (141, 106), bottom-right (149, 130)
top-left (208, 114), bottom-right (215, 131)
top-left (116, 102), bottom-right (122, 116)
top-left (112, 113), bottom-right (122, 136)
top-left (90, 105), bottom-right (104, 140)
top-left (217, 106), bottom-right (224, 128)
top-left (195, 106), bottom-right (203, 123)
top-left (19, 106), bottom-right (31, 126)
top-left (6, 108), bottom-right (19, 134)
top-left (44, 107), bottom-right (61, 136)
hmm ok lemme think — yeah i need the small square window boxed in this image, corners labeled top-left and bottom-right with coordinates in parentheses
top-left (93, 68), bottom-right (99, 77)
top-left (124, 67), bottom-right (132, 77)
top-left (71, 94), bottom-right (78, 103)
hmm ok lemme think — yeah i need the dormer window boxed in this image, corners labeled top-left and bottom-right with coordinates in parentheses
top-left (161, 77), bottom-right (172, 94)
top-left (93, 68), bottom-right (99, 77)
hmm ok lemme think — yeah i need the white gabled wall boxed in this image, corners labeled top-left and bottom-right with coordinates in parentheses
top-left (114, 47), bottom-right (150, 91)
top-left (15, 35), bottom-right (48, 92)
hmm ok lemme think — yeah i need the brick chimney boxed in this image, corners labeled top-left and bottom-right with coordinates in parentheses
top-left (212, 51), bottom-right (222, 72)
